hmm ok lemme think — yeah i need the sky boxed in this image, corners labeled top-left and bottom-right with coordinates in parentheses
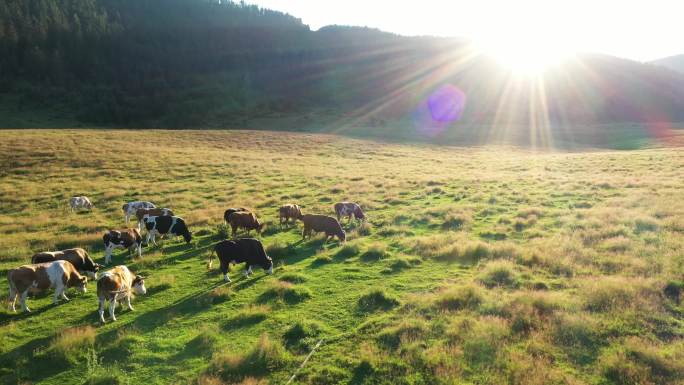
top-left (246, 0), bottom-right (684, 62)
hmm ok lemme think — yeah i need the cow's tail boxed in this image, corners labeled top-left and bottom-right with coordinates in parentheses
top-left (207, 249), bottom-right (215, 270)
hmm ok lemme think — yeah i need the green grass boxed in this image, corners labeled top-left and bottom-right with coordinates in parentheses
top-left (0, 129), bottom-right (682, 385)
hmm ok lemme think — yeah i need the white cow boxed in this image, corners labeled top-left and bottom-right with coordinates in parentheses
top-left (122, 201), bottom-right (156, 224)
top-left (70, 196), bottom-right (94, 211)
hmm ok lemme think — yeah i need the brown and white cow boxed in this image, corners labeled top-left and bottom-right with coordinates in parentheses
top-left (70, 196), bottom-right (94, 211)
top-left (96, 265), bottom-right (146, 323)
top-left (223, 207), bottom-right (249, 225)
top-left (135, 208), bottom-right (174, 231)
top-left (7, 260), bottom-right (88, 313)
top-left (279, 204), bottom-right (303, 227)
top-left (227, 211), bottom-right (264, 237)
top-left (32, 248), bottom-right (101, 279)
top-left (122, 201), bottom-right (156, 224)
top-left (334, 202), bottom-right (366, 224)
top-left (103, 229), bottom-right (143, 264)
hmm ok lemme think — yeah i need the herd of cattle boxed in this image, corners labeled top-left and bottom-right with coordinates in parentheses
top-left (7, 198), bottom-right (366, 323)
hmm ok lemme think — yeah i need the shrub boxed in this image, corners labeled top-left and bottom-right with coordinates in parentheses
top-left (387, 256), bottom-right (421, 272)
top-left (358, 289), bottom-right (400, 312)
top-left (442, 213), bottom-right (469, 230)
top-left (49, 326), bottom-right (96, 363)
top-left (209, 333), bottom-right (288, 381)
top-left (355, 221), bottom-right (372, 236)
top-left (224, 306), bottom-right (270, 329)
top-left (215, 223), bottom-right (229, 239)
top-left (279, 272), bottom-right (308, 284)
top-left (634, 217), bottom-right (659, 233)
top-left (377, 319), bottom-right (429, 349)
top-left (283, 319), bottom-right (326, 352)
top-left (434, 284), bottom-right (484, 311)
top-left (265, 241), bottom-right (289, 259)
top-left (360, 243), bottom-right (390, 262)
top-left (258, 281), bottom-right (312, 304)
top-left (478, 260), bottom-right (519, 288)
top-left (335, 242), bottom-right (361, 259)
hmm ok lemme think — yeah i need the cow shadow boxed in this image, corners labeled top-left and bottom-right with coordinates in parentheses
top-left (0, 335), bottom-right (62, 383)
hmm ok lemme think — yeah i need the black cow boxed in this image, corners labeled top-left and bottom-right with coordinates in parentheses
top-left (144, 216), bottom-right (192, 245)
top-left (209, 238), bottom-right (273, 282)
top-left (223, 207), bottom-right (249, 224)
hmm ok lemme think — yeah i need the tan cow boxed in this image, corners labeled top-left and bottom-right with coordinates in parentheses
top-left (7, 260), bottom-right (88, 313)
top-left (228, 211), bottom-right (264, 237)
top-left (97, 265), bottom-right (146, 323)
top-left (279, 204), bottom-right (303, 227)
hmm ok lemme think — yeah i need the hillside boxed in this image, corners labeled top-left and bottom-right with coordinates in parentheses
top-left (1, 0), bottom-right (684, 136)
top-left (652, 54), bottom-right (684, 73)
top-left (0, 130), bottom-right (683, 384)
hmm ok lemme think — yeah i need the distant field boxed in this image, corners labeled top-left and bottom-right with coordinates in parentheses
top-left (0, 130), bottom-right (683, 385)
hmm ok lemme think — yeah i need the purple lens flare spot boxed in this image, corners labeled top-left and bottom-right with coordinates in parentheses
top-left (428, 85), bottom-right (466, 123)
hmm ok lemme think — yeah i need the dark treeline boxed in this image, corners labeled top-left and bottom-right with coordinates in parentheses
top-left (2, 0), bottom-right (684, 128)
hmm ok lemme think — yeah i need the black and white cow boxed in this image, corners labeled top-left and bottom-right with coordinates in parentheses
top-left (122, 201), bottom-right (156, 224)
top-left (70, 196), bottom-right (94, 211)
top-left (103, 229), bottom-right (143, 264)
top-left (143, 216), bottom-right (192, 246)
top-left (208, 238), bottom-right (273, 282)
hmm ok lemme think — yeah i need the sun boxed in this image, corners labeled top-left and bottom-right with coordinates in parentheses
top-left (475, 31), bottom-right (575, 75)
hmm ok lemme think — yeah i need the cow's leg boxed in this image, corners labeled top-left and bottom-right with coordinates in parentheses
top-left (20, 290), bottom-right (30, 312)
top-left (109, 300), bottom-right (117, 321)
top-left (137, 242), bottom-right (142, 258)
top-left (8, 286), bottom-right (16, 312)
top-left (231, 225), bottom-right (238, 239)
top-left (105, 244), bottom-right (113, 265)
top-left (54, 283), bottom-right (65, 304)
top-left (125, 213), bottom-right (129, 224)
top-left (223, 273), bottom-right (231, 283)
top-left (61, 289), bottom-right (70, 301)
top-left (244, 265), bottom-right (253, 276)
top-left (151, 231), bottom-right (158, 246)
top-left (98, 297), bottom-right (106, 323)
top-left (348, 215), bottom-right (353, 225)
top-left (126, 295), bottom-right (134, 311)
top-left (267, 264), bottom-right (274, 274)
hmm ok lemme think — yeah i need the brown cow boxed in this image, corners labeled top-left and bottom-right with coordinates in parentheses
top-left (301, 214), bottom-right (346, 243)
top-left (97, 265), bottom-right (146, 323)
top-left (103, 228), bottom-right (143, 264)
top-left (8, 260), bottom-right (88, 313)
top-left (224, 207), bottom-right (249, 224)
top-left (135, 208), bottom-right (174, 230)
top-left (31, 248), bottom-right (101, 279)
top-left (279, 204), bottom-right (303, 227)
top-left (228, 211), bottom-right (264, 237)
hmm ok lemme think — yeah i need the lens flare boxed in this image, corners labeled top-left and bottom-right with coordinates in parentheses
top-left (414, 84), bottom-right (466, 137)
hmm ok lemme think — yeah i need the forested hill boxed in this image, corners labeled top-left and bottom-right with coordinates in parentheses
top-left (2, 0), bottom-right (684, 130)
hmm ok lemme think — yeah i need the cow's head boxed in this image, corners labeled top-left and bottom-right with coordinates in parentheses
top-left (182, 227), bottom-right (193, 244)
top-left (76, 276), bottom-right (88, 293)
top-left (263, 256), bottom-right (274, 274)
top-left (132, 276), bottom-right (147, 295)
top-left (86, 200), bottom-right (94, 209)
top-left (354, 208), bottom-right (366, 220)
top-left (338, 229), bottom-right (347, 242)
top-left (122, 204), bottom-right (128, 212)
top-left (257, 222), bottom-right (265, 233)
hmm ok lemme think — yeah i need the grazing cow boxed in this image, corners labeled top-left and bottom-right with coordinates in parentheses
top-left (32, 248), bottom-right (101, 279)
top-left (122, 201), bottom-right (156, 224)
top-left (279, 204), bottom-right (303, 226)
top-left (301, 214), bottom-right (346, 243)
top-left (70, 196), bottom-right (94, 211)
top-left (97, 265), bottom-right (146, 323)
top-left (228, 211), bottom-right (264, 237)
top-left (334, 202), bottom-right (366, 224)
top-left (135, 208), bottom-right (174, 230)
top-left (103, 229), bottom-right (143, 264)
top-left (223, 207), bottom-right (249, 224)
top-left (209, 238), bottom-right (273, 282)
top-left (7, 260), bottom-right (88, 313)
top-left (143, 216), bottom-right (192, 246)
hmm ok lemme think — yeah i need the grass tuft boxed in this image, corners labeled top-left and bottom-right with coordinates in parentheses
top-left (258, 281), bottom-right (312, 304)
top-left (358, 289), bottom-right (400, 312)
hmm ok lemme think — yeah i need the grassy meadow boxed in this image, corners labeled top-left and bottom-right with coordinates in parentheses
top-left (0, 129), bottom-right (683, 385)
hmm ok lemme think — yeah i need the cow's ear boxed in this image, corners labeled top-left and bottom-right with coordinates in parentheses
top-left (80, 276), bottom-right (87, 283)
